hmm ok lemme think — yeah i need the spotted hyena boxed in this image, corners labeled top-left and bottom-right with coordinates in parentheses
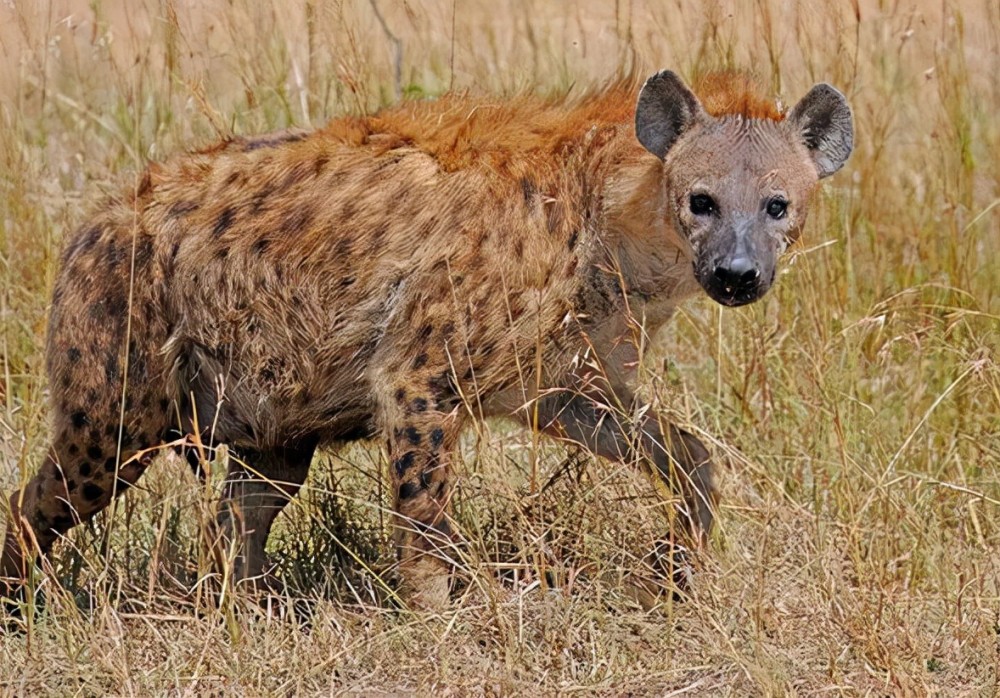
top-left (1, 70), bottom-right (852, 609)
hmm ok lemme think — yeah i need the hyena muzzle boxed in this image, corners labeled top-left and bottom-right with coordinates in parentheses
top-left (1, 69), bottom-right (852, 611)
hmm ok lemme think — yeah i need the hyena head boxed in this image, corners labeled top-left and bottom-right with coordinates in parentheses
top-left (635, 70), bottom-right (853, 306)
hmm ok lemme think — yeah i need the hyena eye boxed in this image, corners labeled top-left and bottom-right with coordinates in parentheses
top-left (765, 197), bottom-right (788, 219)
top-left (689, 194), bottom-right (717, 216)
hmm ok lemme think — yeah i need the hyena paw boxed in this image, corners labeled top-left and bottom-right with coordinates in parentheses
top-left (399, 554), bottom-right (452, 613)
top-left (648, 539), bottom-right (695, 595)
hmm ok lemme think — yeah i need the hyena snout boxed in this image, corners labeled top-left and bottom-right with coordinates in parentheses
top-left (697, 227), bottom-right (777, 307)
top-left (711, 254), bottom-right (761, 304)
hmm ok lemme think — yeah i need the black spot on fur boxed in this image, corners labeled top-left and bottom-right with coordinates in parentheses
top-left (68, 444), bottom-right (79, 455)
top-left (281, 162), bottom-right (314, 189)
top-left (252, 238), bottom-right (270, 255)
top-left (66, 479), bottom-right (77, 492)
top-left (82, 483), bottom-right (105, 502)
top-left (104, 457), bottom-right (118, 473)
top-left (404, 426), bottom-right (421, 446)
top-left (398, 481), bottom-right (423, 500)
top-left (134, 237), bottom-right (154, 268)
top-left (71, 411), bottom-right (88, 429)
top-left (105, 354), bottom-right (120, 383)
top-left (86, 445), bottom-right (102, 460)
top-left (67, 347), bottom-right (81, 363)
top-left (413, 353), bottom-right (428, 369)
top-left (51, 515), bottom-right (74, 532)
top-left (419, 470), bottom-right (433, 489)
top-left (411, 397), bottom-right (428, 413)
top-left (212, 208), bottom-right (236, 238)
top-left (280, 205), bottom-right (316, 236)
top-left (34, 512), bottom-right (51, 531)
top-left (104, 240), bottom-right (124, 270)
top-left (159, 398), bottom-right (170, 413)
top-left (567, 231), bottom-right (579, 251)
top-left (251, 185), bottom-right (275, 214)
top-left (340, 276), bottom-right (355, 287)
top-left (88, 301), bottom-right (106, 321)
top-left (393, 451), bottom-right (416, 478)
top-left (395, 388), bottom-right (407, 404)
top-left (520, 177), bottom-right (537, 205)
top-left (334, 236), bottom-right (353, 258)
top-left (565, 257), bottom-right (579, 277)
top-left (430, 428), bottom-right (444, 449)
top-left (419, 324), bottom-right (433, 341)
top-left (168, 201), bottom-right (200, 218)
top-left (428, 372), bottom-right (452, 397)
top-left (79, 461), bottom-right (92, 477)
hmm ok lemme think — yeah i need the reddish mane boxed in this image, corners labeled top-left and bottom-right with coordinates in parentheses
top-left (693, 72), bottom-right (785, 121)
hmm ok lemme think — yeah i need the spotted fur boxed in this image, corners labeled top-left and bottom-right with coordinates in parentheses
top-left (1, 70), bottom-right (852, 609)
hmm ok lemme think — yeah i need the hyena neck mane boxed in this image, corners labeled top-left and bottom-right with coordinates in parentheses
top-left (323, 72), bottom-right (783, 318)
top-left (691, 71), bottom-right (786, 121)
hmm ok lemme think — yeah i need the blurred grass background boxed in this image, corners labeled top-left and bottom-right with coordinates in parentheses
top-left (1, 0), bottom-right (998, 694)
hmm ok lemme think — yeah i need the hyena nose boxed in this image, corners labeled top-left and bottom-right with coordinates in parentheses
top-left (713, 256), bottom-right (760, 293)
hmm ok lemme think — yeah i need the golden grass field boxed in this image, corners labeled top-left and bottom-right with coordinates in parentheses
top-left (1, 0), bottom-right (998, 694)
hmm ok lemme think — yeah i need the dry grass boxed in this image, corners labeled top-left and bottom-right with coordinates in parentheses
top-left (1, 0), bottom-right (999, 694)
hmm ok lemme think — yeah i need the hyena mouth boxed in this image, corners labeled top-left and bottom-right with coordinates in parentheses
top-left (696, 268), bottom-right (763, 307)
top-left (709, 287), bottom-right (760, 307)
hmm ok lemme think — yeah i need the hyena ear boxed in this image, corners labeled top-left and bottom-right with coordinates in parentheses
top-left (788, 83), bottom-right (854, 179)
top-left (635, 70), bottom-right (705, 160)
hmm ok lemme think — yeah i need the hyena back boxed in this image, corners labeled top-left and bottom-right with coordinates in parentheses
top-left (1, 70), bottom-right (852, 609)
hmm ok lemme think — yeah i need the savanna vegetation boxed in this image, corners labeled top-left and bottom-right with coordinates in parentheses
top-left (1, 0), bottom-right (998, 694)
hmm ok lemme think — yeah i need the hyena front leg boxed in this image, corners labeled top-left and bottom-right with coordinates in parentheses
top-left (377, 370), bottom-right (466, 611)
top-left (533, 389), bottom-right (717, 586)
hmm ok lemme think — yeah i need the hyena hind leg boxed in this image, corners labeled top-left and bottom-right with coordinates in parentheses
top-left (1, 417), bottom-right (166, 599)
top-left (213, 437), bottom-right (317, 590)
